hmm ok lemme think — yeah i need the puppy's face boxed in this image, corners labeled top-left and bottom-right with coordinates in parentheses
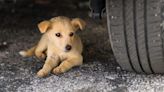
top-left (50, 21), bottom-right (76, 52)
top-left (38, 17), bottom-right (86, 52)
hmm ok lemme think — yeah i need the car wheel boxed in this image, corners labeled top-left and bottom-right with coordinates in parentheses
top-left (106, 0), bottom-right (164, 73)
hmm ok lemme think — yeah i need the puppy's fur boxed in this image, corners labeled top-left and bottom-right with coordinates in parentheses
top-left (19, 16), bottom-right (86, 77)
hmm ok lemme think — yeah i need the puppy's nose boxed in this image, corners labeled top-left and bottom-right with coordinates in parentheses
top-left (65, 45), bottom-right (72, 51)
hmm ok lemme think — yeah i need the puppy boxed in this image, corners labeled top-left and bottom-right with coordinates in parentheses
top-left (19, 16), bottom-right (86, 77)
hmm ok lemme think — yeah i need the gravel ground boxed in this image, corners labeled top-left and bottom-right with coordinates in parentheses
top-left (1, 0), bottom-right (164, 92)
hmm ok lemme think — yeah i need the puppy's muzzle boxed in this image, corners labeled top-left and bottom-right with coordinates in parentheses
top-left (65, 45), bottom-right (72, 51)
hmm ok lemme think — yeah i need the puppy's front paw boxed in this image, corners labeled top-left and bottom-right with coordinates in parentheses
top-left (36, 53), bottom-right (46, 60)
top-left (37, 69), bottom-right (48, 77)
top-left (52, 67), bottom-right (64, 75)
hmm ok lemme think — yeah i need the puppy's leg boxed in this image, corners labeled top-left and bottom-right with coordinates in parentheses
top-left (37, 55), bottom-right (60, 77)
top-left (35, 38), bottom-right (47, 60)
top-left (19, 46), bottom-right (36, 57)
top-left (53, 55), bottom-right (83, 74)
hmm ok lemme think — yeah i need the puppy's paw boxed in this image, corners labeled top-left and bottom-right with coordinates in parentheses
top-left (39, 53), bottom-right (46, 60)
top-left (37, 69), bottom-right (48, 77)
top-left (36, 53), bottom-right (46, 60)
top-left (19, 51), bottom-right (27, 57)
top-left (52, 67), bottom-right (64, 75)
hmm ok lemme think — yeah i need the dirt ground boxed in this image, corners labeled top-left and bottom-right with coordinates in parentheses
top-left (0, 0), bottom-right (118, 91)
top-left (1, 0), bottom-right (164, 92)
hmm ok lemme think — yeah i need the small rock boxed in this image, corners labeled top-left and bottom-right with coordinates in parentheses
top-left (116, 67), bottom-right (121, 70)
top-left (105, 76), bottom-right (116, 80)
top-left (0, 41), bottom-right (8, 51)
top-left (1, 63), bottom-right (5, 66)
top-left (0, 76), bottom-right (4, 79)
top-left (3, 42), bottom-right (7, 45)
top-left (5, 51), bottom-right (9, 55)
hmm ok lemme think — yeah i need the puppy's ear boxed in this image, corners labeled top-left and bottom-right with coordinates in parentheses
top-left (38, 20), bottom-right (51, 33)
top-left (71, 18), bottom-right (86, 30)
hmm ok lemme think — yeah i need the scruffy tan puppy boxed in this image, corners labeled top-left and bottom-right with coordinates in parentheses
top-left (19, 16), bottom-right (86, 77)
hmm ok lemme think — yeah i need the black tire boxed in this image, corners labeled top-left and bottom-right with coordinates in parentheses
top-left (106, 0), bottom-right (164, 73)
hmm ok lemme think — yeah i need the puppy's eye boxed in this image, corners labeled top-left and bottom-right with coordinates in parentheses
top-left (69, 32), bottom-right (74, 37)
top-left (56, 33), bottom-right (61, 37)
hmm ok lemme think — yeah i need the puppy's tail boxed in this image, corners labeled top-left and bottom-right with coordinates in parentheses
top-left (19, 46), bottom-right (36, 57)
